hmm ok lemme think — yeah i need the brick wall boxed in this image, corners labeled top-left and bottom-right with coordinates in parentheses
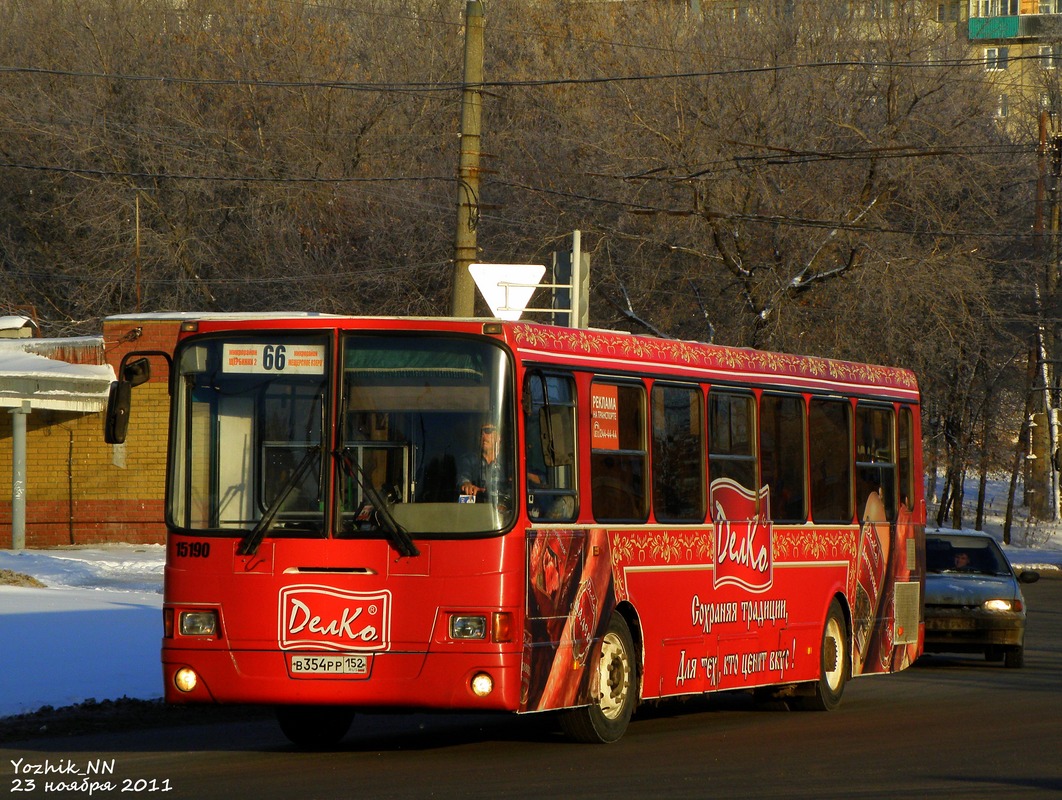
top-left (0, 317), bottom-right (182, 547)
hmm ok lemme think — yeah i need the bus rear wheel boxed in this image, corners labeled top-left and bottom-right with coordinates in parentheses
top-left (796, 599), bottom-right (849, 712)
top-left (559, 613), bottom-right (638, 744)
top-left (276, 705), bottom-right (354, 749)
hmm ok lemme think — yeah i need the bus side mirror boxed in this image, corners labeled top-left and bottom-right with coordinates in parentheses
top-left (104, 357), bottom-right (152, 444)
top-left (540, 407), bottom-right (574, 467)
top-left (104, 381), bottom-right (132, 444)
top-left (123, 357), bottom-right (152, 388)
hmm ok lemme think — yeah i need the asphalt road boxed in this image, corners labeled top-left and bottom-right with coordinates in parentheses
top-left (5, 575), bottom-right (1062, 800)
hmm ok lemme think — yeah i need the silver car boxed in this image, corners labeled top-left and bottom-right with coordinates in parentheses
top-left (923, 531), bottom-right (1039, 668)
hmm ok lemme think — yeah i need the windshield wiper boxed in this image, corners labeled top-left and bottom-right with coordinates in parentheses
top-left (238, 448), bottom-right (320, 557)
top-left (335, 447), bottom-right (420, 558)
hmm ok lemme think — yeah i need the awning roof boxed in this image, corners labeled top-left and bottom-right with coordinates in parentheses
top-left (0, 340), bottom-right (115, 414)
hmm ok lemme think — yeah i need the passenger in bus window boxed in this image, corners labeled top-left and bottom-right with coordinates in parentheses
top-left (459, 423), bottom-right (511, 506)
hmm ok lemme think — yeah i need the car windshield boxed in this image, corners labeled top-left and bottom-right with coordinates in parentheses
top-left (926, 535), bottom-right (1010, 576)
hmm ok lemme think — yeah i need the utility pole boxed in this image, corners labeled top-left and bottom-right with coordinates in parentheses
top-left (1033, 128), bottom-right (1062, 521)
top-left (1051, 131), bottom-right (1062, 303)
top-left (10, 401), bottom-right (29, 550)
top-left (1051, 130), bottom-right (1062, 520)
top-left (1035, 111), bottom-right (1047, 241)
top-left (451, 1), bottom-right (485, 318)
top-left (135, 191), bottom-right (142, 312)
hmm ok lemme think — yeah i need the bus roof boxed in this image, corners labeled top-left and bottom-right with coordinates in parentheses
top-left (107, 314), bottom-right (919, 402)
top-left (505, 322), bottom-right (920, 402)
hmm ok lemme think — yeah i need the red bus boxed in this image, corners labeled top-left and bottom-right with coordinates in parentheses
top-left (110, 315), bottom-right (924, 745)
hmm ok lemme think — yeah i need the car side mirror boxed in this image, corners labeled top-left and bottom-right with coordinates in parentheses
top-left (1018, 570), bottom-right (1040, 585)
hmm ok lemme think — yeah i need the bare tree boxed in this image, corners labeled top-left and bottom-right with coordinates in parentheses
top-left (0, 0), bottom-right (1041, 503)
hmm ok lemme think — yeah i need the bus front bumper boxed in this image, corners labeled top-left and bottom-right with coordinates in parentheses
top-left (162, 646), bottom-right (522, 712)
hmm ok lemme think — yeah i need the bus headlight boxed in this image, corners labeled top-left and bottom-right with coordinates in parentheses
top-left (179, 610), bottom-right (218, 636)
top-left (174, 668), bottom-right (198, 693)
top-left (471, 672), bottom-right (494, 697)
top-left (450, 614), bottom-right (487, 640)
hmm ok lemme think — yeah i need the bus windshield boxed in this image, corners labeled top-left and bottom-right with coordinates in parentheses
top-left (169, 335), bottom-right (330, 536)
top-left (338, 334), bottom-right (514, 537)
top-left (167, 331), bottom-right (515, 540)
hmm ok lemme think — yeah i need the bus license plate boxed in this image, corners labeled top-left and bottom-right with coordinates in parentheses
top-left (289, 653), bottom-right (371, 679)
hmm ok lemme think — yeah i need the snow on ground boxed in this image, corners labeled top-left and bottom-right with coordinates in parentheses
top-left (0, 482), bottom-right (1060, 720)
top-left (0, 545), bottom-right (164, 718)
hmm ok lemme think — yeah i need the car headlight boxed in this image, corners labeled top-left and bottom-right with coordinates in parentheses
top-left (983, 599), bottom-right (1017, 612)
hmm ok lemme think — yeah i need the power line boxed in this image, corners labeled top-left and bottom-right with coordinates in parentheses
top-left (490, 177), bottom-right (1046, 241)
top-left (0, 53), bottom-right (1039, 94)
top-left (0, 259), bottom-right (451, 286)
top-left (0, 160), bottom-right (454, 186)
top-left (0, 155), bottom-right (1039, 242)
top-left (608, 142), bottom-right (1033, 182)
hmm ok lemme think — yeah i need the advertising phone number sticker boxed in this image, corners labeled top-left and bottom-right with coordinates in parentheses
top-left (288, 653), bottom-right (372, 679)
top-left (223, 343), bottom-right (325, 375)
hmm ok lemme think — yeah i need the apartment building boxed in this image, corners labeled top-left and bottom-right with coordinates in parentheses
top-left (965, 0), bottom-right (1062, 128)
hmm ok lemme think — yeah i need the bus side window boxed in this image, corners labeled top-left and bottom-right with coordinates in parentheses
top-left (651, 383), bottom-right (705, 523)
top-left (524, 373), bottom-right (578, 521)
top-left (856, 404), bottom-right (896, 522)
top-left (809, 398), bottom-right (854, 523)
top-left (590, 381), bottom-right (648, 523)
top-left (897, 407), bottom-right (915, 512)
top-left (760, 393), bottom-right (807, 523)
top-left (708, 391), bottom-right (758, 496)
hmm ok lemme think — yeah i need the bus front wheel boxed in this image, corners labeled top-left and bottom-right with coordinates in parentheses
top-left (276, 705), bottom-right (354, 749)
top-left (797, 599), bottom-right (849, 712)
top-left (559, 613), bottom-right (638, 744)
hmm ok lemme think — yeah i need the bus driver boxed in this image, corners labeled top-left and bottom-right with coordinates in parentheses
top-left (459, 423), bottom-right (510, 506)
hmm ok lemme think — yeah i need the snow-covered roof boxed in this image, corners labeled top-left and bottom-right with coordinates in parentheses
top-left (105, 311), bottom-right (340, 321)
top-left (0, 315), bottom-right (40, 337)
top-left (0, 339), bottom-right (114, 413)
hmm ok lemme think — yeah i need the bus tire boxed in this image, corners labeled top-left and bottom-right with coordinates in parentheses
top-left (559, 613), bottom-right (638, 744)
top-left (276, 705), bottom-right (354, 749)
top-left (797, 599), bottom-right (849, 712)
